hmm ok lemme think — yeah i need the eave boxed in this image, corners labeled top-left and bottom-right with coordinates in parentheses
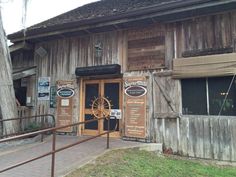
top-left (8, 0), bottom-right (236, 43)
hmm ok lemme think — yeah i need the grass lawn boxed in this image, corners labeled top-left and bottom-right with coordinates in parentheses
top-left (66, 148), bottom-right (236, 177)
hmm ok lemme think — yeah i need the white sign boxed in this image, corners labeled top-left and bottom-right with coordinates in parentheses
top-left (110, 109), bottom-right (122, 119)
top-left (61, 99), bottom-right (70, 107)
top-left (38, 77), bottom-right (50, 100)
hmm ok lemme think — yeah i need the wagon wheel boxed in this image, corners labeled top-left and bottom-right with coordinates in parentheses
top-left (91, 96), bottom-right (111, 119)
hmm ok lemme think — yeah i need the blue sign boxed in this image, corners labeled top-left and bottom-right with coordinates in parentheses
top-left (57, 88), bottom-right (75, 98)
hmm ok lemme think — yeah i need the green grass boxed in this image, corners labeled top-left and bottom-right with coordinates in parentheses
top-left (66, 148), bottom-right (236, 177)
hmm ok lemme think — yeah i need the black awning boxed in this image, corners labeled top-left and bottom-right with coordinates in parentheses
top-left (75, 64), bottom-right (121, 77)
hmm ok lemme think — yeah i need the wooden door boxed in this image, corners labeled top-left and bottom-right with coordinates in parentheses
top-left (82, 79), bottom-right (121, 137)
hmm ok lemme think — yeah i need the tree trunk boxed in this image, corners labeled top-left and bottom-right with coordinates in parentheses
top-left (0, 10), bottom-right (18, 135)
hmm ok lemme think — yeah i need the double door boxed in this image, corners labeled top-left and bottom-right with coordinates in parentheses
top-left (82, 79), bottom-right (121, 137)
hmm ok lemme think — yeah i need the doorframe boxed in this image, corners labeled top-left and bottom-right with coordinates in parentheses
top-left (79, 77), bottom-right (123, 138)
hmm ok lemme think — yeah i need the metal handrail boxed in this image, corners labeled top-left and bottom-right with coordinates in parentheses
top-left (0, 114), bottom-right (55, 139)
top-left (0, 116), bottom-right (117, 177)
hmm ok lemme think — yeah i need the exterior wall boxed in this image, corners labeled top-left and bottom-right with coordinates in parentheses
top-left (11, 51), bottom-right (35, 69)
top-left (151, 10), bottom-right (236, 161)
top-left (10, 10), bottom-right (236, 161)
top-left (175, 11), bottom-right (236, 57)
top-left (152, 116), bottom-right (236, 161)
top-left (33, 31), bottom-right (123, 125)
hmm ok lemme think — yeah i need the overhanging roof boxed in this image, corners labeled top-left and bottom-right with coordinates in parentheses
top-left (8, 0), bottom-right (236, 43)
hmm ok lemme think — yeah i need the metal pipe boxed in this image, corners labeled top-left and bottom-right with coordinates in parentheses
top-left (51, 131), bottom-right (56, 177)
top-left (0, 114), bottom-right (55, 139)
top-left (0, 116), bottom-right (118, 175)
top-left (0, 151), bottom-right (53, 173)
top-left (0, 114), bottom-right (55, 123)
top-left (0, 117), bottom-right (108, 143)
top-left (107, 116), bottom-right (110, 149)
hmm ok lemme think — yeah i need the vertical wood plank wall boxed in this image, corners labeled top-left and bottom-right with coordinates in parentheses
top-left (10, 10), bottom-right (236, 161)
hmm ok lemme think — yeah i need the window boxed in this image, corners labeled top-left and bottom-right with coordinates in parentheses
top-left (182, 76), bottom-right (236, 116)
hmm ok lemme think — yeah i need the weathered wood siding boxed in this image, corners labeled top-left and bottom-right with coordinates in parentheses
top-left (9, 10), bottom-right (236, 161)
top-left (176, 11), bottom-right (236, 57)
top-left (127, 25), bottom-right (166, 70)
top-left (33, 31), bottom-right (123, 123)
top-left (149, 74), bottom-right (236, 161)
top-left (151, 116), bottom-right (236, 162)
top-left (35, 31), bottom-right (121, 82)
top-left (11, 51), bottom-right (35, 69)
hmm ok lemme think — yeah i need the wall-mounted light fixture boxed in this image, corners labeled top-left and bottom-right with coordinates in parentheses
top-left (95, 42), bottom-right (103, 58)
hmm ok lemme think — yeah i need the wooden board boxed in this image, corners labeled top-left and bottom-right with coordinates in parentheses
top-left (127, 25), bottom-right (165, 71)
top-left (56, 80), bottom-right (74, 132)
top-left (124, 77), bottom-right (147, 138)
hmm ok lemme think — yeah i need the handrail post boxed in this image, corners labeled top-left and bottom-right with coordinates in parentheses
top-left (41, 115), bottom-right (45, 142)
top-left (19, 116), bottom-right (22, 132)
top-left (51, 130), bottom-right (56, 177)
top-left (107, 116), bottom-right (110, 149)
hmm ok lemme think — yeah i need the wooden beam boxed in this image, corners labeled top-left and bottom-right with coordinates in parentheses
top-left (9, 42), bottom-right (33, 53)
top-left (154, 112), bottom-right (180, 119)
top-left (13, 67), bottom-right (36, 80)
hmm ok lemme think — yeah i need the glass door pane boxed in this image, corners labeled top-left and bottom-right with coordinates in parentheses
top-left (84, 83), bottom-right (99, 130)
top-left (103, 83), bottom-right (120, 131)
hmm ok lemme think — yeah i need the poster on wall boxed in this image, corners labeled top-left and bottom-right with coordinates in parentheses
top-left (124, 77), bottom-right (147, 139)
top-left (38, 77), bottom-right (50, 100)
top-left (56, 80), bottom-right (74, 132)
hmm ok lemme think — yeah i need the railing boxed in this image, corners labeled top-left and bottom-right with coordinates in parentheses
top-left (0, 114), bottom-right (55, 140)
top-left (0, 116), bottom-right (117, 177)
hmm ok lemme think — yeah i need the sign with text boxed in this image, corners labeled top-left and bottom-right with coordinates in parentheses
top-left (56, 80), bottom-right (74, 132)
top-left (124, 77), bottom-right (147, 138)
top-left (38, 77), bottom-right (50, 100)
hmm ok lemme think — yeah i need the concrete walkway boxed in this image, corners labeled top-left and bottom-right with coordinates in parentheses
top-left (0, 135), bottom-right (142, 177)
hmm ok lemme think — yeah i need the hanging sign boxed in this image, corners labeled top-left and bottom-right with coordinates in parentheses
top-left (124, 77), bottom-right (147, 139)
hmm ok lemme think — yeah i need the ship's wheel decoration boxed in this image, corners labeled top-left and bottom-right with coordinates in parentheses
top-left (91, 96), bottom-right (112, 119)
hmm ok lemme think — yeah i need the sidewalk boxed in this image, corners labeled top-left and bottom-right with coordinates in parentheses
top-left (0, 135), bottom-right (142, 177)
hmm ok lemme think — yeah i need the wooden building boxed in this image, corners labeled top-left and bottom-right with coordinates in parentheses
top-left (8, 0), bottom-right (236, 161)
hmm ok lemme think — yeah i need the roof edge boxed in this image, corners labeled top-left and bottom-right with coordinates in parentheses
top-left (8, 0), bottom-right (233, 42)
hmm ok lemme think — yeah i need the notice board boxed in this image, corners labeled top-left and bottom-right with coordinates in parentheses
top-left (124, 77), bottom-right (147, 138)
top-left (56, 80), bottom-right (75, 132)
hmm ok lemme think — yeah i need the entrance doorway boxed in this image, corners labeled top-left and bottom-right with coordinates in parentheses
top-left (81, 79), bottom-right (122, 137)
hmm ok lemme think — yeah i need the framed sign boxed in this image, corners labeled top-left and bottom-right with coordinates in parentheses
top-left (38, 77), bottom-right (50, 100)
top-left (124, 77), bottom-right (147, 138)
top-left (56, 80), bottom-right (74, 132)
top-left (110, 109), bottom-right (122, 119)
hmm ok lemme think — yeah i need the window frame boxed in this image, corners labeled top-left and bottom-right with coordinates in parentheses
top-left (181, 76), bottom-right (236, 116)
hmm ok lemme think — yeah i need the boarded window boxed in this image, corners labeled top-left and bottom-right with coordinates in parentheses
top-left (127, 25), bottom-right (165, 71)
top-left (182, 76), bottom-right (236, 116)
